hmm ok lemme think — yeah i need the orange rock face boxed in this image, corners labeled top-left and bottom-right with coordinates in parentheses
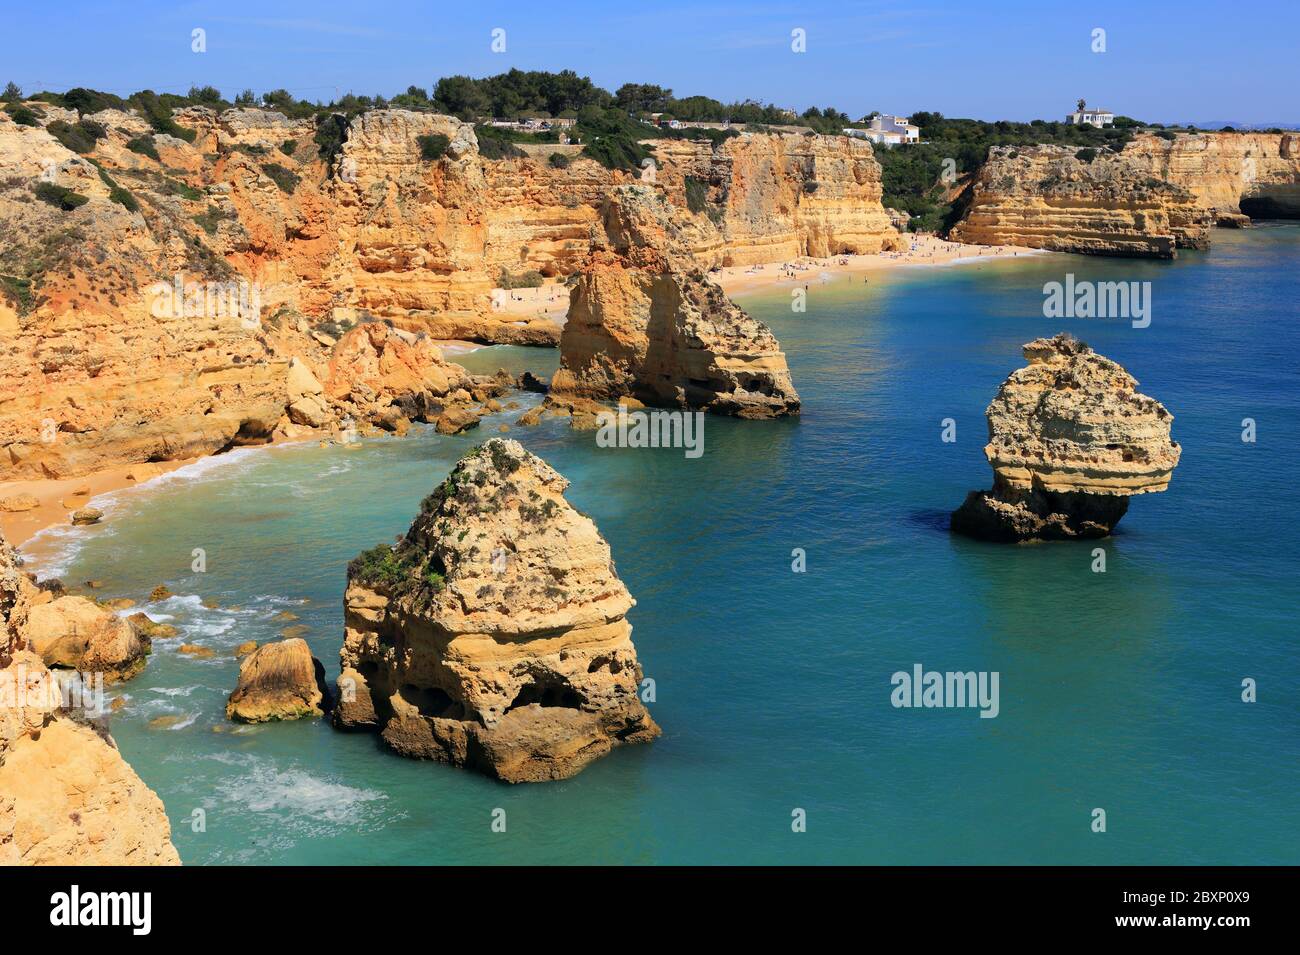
top-left (1, 106), bottom-right (902, 478)
top-left (952, 144), bottom-right (1211, 258)
top-left (0, 531), bottom-right (180, 864)
top-left (551, 186), bottom-right (801, 417)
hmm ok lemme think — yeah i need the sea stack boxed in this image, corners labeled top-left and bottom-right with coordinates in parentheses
top-left (549, 185), bottom-right (801, 418)
top-left (952, 334), bottom-right (1181, 542)
top-left (333, 439), bottom-right (659, 782)
top-left (226, 637), bottom-right (330, 723)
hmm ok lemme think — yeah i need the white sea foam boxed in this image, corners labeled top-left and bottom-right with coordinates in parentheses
top-left (208, 755), bottom-right (389, 826)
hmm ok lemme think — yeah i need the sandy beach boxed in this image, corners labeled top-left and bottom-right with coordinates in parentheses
top-left (0, 459), bottom-right (201, 549)
top-left (713, 235), bottom-right (1047, 294)
top-left (1, 240), bottom-right (1039, 551)
top-left (491, 283), bottom-right (571, 324)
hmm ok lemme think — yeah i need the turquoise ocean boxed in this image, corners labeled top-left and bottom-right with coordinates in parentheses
top-left (23, 225), bottom-right (1300, 864)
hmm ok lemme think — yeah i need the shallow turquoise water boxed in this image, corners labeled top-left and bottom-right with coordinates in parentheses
top-left (25, 227), bottom-right (1300, 865)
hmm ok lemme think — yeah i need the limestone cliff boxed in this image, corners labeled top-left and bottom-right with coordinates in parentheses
top-left (334, 439), bottom-right (659, 783)
top-left (952, 334), bottom-right (1181, 541)
top-left (652, 132), bottom-right (908, 266)
top-left (0, 531), bottom-right (180, 864)
top-left (1123, 131), bottom-right (1300, 223)
top-left (951, 144), bottom-right (1211, 257)
top-left (0, 104), bottom-right (905, 478)
top-left (550, 186), bottom-right (801, 417)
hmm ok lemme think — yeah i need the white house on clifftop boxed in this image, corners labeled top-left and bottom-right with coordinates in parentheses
top-left (1066, 100), bottom-right (1114, 127)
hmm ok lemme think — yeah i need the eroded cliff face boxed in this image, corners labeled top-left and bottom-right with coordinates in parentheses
top-left (334, 439), bottom-right (659, 783)
top-left (1124, 131), bottom-right (1300, 223)
top-left (951, 334), bottom-right (1181, 542)
top-left (550, 186), bottom-right (801, 417)
top-left (0, 532), bottom-right (180, 864)
top-left (652, 132), bottom-right (907, 266)
top-left (951, 144), bottom-right (1211, 258)
top-left (0, 105), bottom-right (902, 478)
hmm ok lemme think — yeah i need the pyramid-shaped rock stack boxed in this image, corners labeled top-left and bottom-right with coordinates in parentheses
top-left (334, 439), bottom-right (659, 782)
top-left (549, 185), bottom-right (801, 418)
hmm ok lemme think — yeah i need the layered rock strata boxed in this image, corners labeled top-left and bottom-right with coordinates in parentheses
top-left (951, 334), bottom-right (1181, 541)
top-left (549, 186), bottom-right (801, 417)
top-left (652, 132), bottom-right (908, 266)
top-left (2, 104), bottom-right (907, 479)
top-left (951, 144), bottom-right (1211, 257)
top-left (334, 439), bottom-right (659, 782)
top-left (1124, 131), bottom-right (1300, 222)
top-left (0, 531), bottom-right (179, 864)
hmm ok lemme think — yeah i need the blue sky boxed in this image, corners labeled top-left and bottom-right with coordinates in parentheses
top-left (2, 0), bottom-right (1295, 124)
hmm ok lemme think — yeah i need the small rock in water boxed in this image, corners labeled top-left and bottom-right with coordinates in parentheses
top-left (148, 715), bottom-right (185, 730)
top-left (280, 624), bottom-right (309, 639)
top-left (128, 612), bottom-right (178, 640)
top-left (71, 507), bottom-right (103, 526)
top-left (149, 584), bottom-right (173, 602)
top-left (177, 644), bottom-right (214, 658)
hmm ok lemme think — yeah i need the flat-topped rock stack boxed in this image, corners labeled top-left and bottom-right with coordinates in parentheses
top-left (952, 334), bottom-right (1181, 541)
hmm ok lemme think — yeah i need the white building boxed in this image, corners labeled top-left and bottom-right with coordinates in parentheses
top-left (869, 113), bottom-right (920, 142)
top-left (1066, 104), bottom-right (1114, 127)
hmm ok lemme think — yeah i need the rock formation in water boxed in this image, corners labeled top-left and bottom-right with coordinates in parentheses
top-left (334, 438), bottom-right (659, 782)
top-left (951, 334), bottom-right (1181, 542)
top-left (549, 186), bottom-right (801, 417)
top-left (0, 531), bottom-right (180, 864)
top-left (24, 595), bottom-right (150, 683)
top-left (951, 144), bottom-right (1211, 257)
top-left (226, 637), bottom-right (328, 723)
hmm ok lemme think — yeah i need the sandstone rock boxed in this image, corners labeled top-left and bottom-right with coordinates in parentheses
top-left (333, 438), bottom-right (659, 782)
top-left (515, 406), bottom-right (545, 427)
top-left (1, 109), bottom-right (911, 484)
top-left (952, 334), bottom-right (1181, 541)
top-left (226, 637), bottom-right (328, 723)
top-left (149, 584), bottom-right (173, 602)
top-left (127, 612), bottom-right (178, 641)
top-left (234, 640), bottom-right (258, 657)
top-left (24, 596), bottom-right (148, 682)
top-left (177, 643), bottom-right (214, 658)
top-left (0, 493), bottom-right (38, 512)
top-left (0, 532), bottom-right (179, 864)
top-left (952, 144), bottom-right (1211, 257)
top-left (435, 405), bottom-right (482, 435)
top-left (1123, 131), bottom-right (1300, 221)
top-left (551, 186), bottom-right (801, 418)
top-left (70, 507), bottom-right (103, 526)
top-left (651, 131), bottom-right (908, 266)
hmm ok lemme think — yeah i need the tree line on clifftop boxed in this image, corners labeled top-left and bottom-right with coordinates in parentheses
top-left (4, 73), bottom-right (1278, 224)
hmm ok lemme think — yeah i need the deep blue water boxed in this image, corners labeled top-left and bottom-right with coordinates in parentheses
top-left (24, 226), bottom-right (1300, 864)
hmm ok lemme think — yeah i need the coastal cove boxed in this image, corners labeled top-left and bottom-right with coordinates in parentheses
top-left (19, 226), bottom-right (1300, 865)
